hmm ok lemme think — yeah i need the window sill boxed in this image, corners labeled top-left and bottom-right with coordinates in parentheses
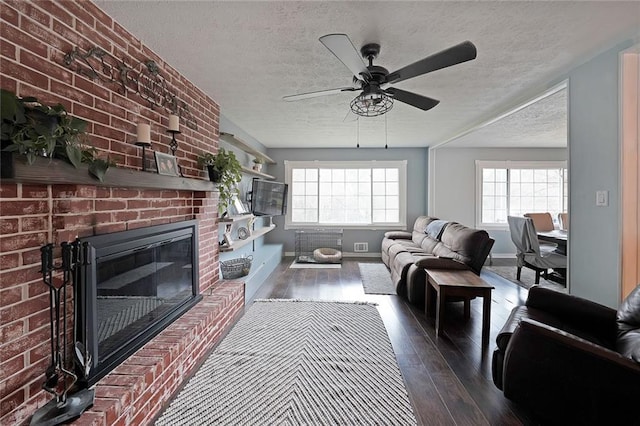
top-left (284, 224), bottom-right (406, 231)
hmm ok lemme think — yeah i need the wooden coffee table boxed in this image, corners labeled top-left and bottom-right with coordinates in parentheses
top-left (424, 269), bottom-right (494, 346)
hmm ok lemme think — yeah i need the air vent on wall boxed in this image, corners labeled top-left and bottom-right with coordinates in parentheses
top-left (354, 242), bottom-right (369, 252)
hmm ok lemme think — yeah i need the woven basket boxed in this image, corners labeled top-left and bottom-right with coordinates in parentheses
top-left (221, 256), bottom-right (253, 280)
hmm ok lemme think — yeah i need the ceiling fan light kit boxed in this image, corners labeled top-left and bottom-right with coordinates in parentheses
top-left (284, 34), bottom-right (477, 119)
top-left (350, 91), bottom-right (393, 117)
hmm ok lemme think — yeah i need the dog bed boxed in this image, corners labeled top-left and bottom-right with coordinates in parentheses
top-left (313, 247), bottom-right (342, 263)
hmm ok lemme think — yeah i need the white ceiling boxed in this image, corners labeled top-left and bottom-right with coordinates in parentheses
top-left (95, 1), bottom-right (639, 149)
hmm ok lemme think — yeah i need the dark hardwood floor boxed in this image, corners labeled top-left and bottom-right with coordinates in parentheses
top-left (249, 258), bottom-right (542, 425)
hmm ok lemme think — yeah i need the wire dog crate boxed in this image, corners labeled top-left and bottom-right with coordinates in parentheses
top-left (295, 229), bottom-right (343, 264)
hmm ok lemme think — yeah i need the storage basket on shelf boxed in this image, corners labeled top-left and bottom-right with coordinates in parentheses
top-left (220, 255), bottom-right (253, 279)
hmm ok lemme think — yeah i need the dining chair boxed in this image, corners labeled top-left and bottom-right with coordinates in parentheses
top-left (524, 212), bottom-right (555, 232)
top-left (524, 212), bottom-right (557, 249)
top-left (558, 212), bottom-right (569, 230)
top-left (507, 216), bottom-right (567, 284)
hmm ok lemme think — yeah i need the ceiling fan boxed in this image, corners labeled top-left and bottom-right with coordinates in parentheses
top-left (283, 34), bottom-right (477, 117)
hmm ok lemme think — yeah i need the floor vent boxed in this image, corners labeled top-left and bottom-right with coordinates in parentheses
top-left (354, 242), bottom-right (369, 252)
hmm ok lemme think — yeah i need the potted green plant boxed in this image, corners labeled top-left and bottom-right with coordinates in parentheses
top-left (0, 89), bottom-right (111, 181)
top-left (252, 157), bottom-right (264, 172)
top-left (197, 147), bottom-right (243, 213)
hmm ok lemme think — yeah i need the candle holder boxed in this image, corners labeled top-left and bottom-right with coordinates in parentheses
top-left (135, 141), bottom-right (152, 171)
top-left (167, 130), bottom-right (183, 176)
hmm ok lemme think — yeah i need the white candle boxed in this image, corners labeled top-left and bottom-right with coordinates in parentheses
top-left (137, 123), bottom-right (151, 143)
top-left (168, 114), bottom-right (180, 132)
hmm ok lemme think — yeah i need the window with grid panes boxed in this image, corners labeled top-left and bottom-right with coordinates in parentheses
top-left (285, 160), bottom-right (406, 229)
top-left (476, 161), bottom-right (568, 227)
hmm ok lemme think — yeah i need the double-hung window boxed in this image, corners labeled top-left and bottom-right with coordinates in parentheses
top-left (476, 160), bottom-right (568, 228)
top-left (284, 160), bottom-right (407, 229)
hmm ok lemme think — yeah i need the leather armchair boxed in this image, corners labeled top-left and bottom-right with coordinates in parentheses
top-left (492, 285), bottom-right (640, 425)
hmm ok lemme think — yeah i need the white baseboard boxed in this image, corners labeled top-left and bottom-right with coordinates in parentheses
top-left (490, 253), bottom-right (516, 259)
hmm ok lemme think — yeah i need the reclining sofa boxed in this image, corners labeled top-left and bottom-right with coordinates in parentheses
top-left (381, 216), bottom-right (494, 304)
top-left (492, 285), bottom-right (640, 424)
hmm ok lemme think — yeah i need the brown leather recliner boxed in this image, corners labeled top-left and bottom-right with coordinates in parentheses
top-left (492, 285), bottom-right (640, 425)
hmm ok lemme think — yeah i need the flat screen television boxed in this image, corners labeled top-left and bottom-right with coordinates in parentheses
top-left (251, 179), bottom-right (288, 216)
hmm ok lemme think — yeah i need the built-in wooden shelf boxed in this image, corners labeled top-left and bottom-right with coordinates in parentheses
top-left (240, 166), bottom-right (275, 180)
top-left (219, 225), bottom-right (276, 252)
top-left (220, 132), bottom-right (275, 164)
top-left (3, 155), bottom-right (216, 192)
top-left (219, 214), bottom-right (254, 223)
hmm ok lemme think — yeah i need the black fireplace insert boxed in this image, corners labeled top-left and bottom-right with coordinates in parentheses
top-left (77, 220), bottom-right (202, 385)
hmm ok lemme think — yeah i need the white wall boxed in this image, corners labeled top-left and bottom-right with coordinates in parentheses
top-left (429, 147), bottom-right (567, 255)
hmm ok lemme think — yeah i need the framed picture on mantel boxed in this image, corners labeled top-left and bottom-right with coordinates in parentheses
top-left (155, 152), bottom-right (179, 176)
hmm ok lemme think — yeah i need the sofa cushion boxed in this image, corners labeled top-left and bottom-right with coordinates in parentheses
top-left (432, 244), bottom-right (470, 266)
top-left (413, 216), bottom-right (437, 233)
top-left (440, 222), bottom-right (490, 259)
top-left (616, 285), bottom-right (640, 362)
top-left (420, 236), bottom-right (440, 253)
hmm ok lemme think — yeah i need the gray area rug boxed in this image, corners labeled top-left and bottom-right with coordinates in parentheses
top-left (155, 299), bottom-right (416, 426)
top-left (358, 263), bottom-right (396, 295)
top-left (485, 266), bottom-right (566, 292)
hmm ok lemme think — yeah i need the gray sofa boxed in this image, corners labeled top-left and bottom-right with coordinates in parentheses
top-left (381, 216), bottom-right (494, 304)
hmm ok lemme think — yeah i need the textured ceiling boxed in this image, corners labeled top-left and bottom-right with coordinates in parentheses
top-left (95, 1), bottom-right (639, 149)
top-left (445, 87), bottom-right (568, 148)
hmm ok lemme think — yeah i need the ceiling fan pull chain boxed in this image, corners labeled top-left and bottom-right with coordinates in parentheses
top-left (356, 117), bottom-right (360, 148)
top-left (385, 114), bottom-right (388, 149)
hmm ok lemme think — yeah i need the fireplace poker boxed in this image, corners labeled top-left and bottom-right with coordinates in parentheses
top-left (59, 243), bottom-right (78, 401)
top-left (40, 244), bottom-right (60, 394)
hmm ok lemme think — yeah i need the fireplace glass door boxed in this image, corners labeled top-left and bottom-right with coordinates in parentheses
top-left (96, 235), bottom-right (192, 356)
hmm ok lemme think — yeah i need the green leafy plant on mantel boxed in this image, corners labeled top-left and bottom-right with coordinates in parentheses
top-left (0, 89), bottom-right (111, 181)
top-left (197, 147), bottom-right (243, 213)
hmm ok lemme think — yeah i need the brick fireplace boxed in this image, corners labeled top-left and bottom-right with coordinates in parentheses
top-left (0, 2), bottom-right (244, 424)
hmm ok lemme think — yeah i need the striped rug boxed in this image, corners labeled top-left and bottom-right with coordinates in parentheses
top-left (155, 299), bottom-right (416, 425)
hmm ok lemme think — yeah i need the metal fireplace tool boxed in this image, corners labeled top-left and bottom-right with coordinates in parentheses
top-left (30, 242), bottom-right (94, 426)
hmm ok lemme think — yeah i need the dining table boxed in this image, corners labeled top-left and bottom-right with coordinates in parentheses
top-left (537, 229), bottom-right (568, 255)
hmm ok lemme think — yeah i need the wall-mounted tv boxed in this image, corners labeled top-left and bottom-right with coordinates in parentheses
top-left (251, 179), bottom-right (288, 216)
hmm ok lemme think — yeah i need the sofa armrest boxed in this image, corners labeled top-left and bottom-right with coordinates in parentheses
top-left (525, 286), bottom-right (617, 341)
top-left (502, 318), bottom-right (640, 424)
top-left (414, 256), bottom-right (470, 270)
top-left (384, 231), bottom-right (412, 240)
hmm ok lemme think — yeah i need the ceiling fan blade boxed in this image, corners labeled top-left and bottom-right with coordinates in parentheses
top-left (385, 88), bottom-right (440, 111)
top-left (283, 87), bottom-right (356, 102)
top-left (386, 41), bottom-right (477, 84)
top-left (319, 34), bottom-right (372, 81)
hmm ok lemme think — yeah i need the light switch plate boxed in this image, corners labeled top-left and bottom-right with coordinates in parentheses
top-left (596, 190), bottom-right (608, 206)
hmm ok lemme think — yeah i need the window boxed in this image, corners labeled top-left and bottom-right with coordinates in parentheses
top-left (476, 161), bottom-right (568, 227)
top-left (285, 160), bottom-right (407, 229)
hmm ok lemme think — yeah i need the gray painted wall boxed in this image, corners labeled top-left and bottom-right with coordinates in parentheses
top-left (265, 148), bottom-right (429, 254)
top-left (567, 42), bottom-right (631, 307)
top-left (430, 147), bottom-right (567, 255)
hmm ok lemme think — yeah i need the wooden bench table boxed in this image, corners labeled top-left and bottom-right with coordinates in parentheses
top-left (424, 269), bottom-right (494, 346)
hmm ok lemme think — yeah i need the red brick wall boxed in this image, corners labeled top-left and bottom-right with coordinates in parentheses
top-left (0, 1), bottom-right (233, 424)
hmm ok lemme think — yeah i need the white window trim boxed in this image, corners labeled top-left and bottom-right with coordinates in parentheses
top-left (475, 160), bottom-right (568, 230)
top-left (284, 160), bottom-right (407, 230)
